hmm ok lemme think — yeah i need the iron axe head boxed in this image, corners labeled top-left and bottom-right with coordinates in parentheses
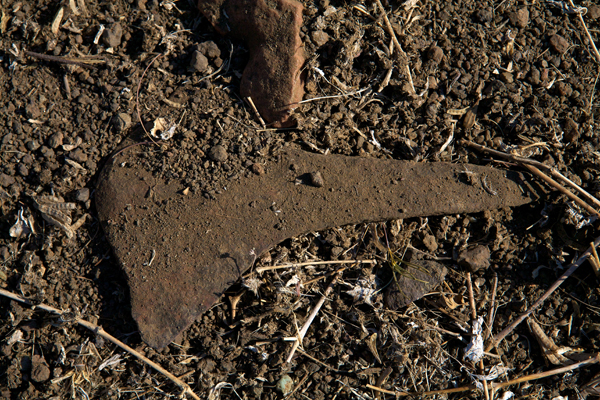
top-left (96, 144), bottom-right (539, 349)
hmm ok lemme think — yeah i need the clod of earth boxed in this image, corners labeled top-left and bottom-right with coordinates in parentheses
top-left (96, 143), bottom-right (541, 349)
top-left (197, 0), bottom-right (305, 127)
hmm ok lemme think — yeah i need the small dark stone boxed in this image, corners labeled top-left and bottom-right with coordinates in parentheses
top-left (17, 164), bottom-right (29, 177)
top-left (427, 45), bottom-right (444, 64)
top-left (47, 133), bottom-right (63, 149)
top-left (500, 71), bottom-right (514, 84)
top-left (114, 113), bottom-right (132, 132)
top-left (75, 188), bottom-right (90, 202)
top-left (563, 118), bottom-right (579, 143)
top-left (457, 245), bottom-right (490, 272)
top-left (26, 140), bottom-right (40, 151)
top-left (549, 34), bottom-right (569, 54)
top-left (69, 148), bottom-right (88, 163)
top-left (309, 171), bottom-right (324, 187)
top-left (251, 163), bottom-right (265, 175)
top-left (191, 51), bottom-right (209, 73)
top-left (0, 173), bottom-right (16, 187)
top-left (208, 145), bottom-right (228, 162)
top-left (30, 355), bottom-right (50, 383)
top-left (508, 7), bottom-right (529, 28)
top-left (528, 67), bottom-right (541, 86)
top-left (103, 22), bottom-right (123, 48)
top-left (311, 30), bottom-right (329, 46)
top-left (385, 260), bottom-right (447, 309)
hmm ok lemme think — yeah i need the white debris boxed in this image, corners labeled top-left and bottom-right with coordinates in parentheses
top-left (463, 316), bottom-right (484, 363)
top-left (98, 354), bottom-right (123, 371)
top-left (9, 208), bottom-right (34, 238)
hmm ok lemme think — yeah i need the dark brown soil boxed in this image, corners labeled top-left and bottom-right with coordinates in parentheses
top-left (1, 0), bottom-right (600, 399)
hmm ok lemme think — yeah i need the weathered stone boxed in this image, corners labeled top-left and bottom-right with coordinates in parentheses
top-left (457, 245), bottom-right (490, 272)
top-left (549, 34), bottom-right (569, 54)
top-left (103, 22), bottom-right (123, 48)
top-left (208, 145), bottom-right (228, 162)
top-left (197, 0), bottom-right (305, 127)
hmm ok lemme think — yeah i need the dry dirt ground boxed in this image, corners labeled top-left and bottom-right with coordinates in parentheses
top-left (2, 0), bottom-right (600, 399)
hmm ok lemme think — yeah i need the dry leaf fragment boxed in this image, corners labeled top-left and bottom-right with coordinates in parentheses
top-left (51, 7), bottom-right (64, 36)
top-left (527, 318), bottom-right (578, 365)
top-left (32, 195), bottom-right (88, 239)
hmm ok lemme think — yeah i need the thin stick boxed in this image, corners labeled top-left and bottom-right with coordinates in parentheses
top-left (590, 241), bottom-right (600, 278)
top-left (523, 164), bottom-right (599, 217)
top-left (366, 354), bottom-right (600, 396)
top-left (466, 272), bottom-right (477, 320)
top-left (373, 0), bottom-right (407, 59)
top-left (485, 274), bottom-right (498, 341)
top-left (568, 0), bottom-right (600, 63)
top-left (366, 383), bottom-right (477, 397)
top-left (255, 259), bottom-right (375, 273)
top-left (486, 235), bottom-right (600, 352)
top-left (24, 50), bottom-right (103, 70)
top-left (491, 354), bottom-right (600, 391)
top-left (246, 97), bottom-right (266, 129)
top-left (461, 139), bottom-right (600, 212)
top-left (0, 287), bottom-right (201, 400)
top-left (285, 269), bottom-right (343, 363)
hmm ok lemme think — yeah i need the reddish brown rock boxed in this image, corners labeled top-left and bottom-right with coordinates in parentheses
top-left (198, 0), bottom-right (305, 127)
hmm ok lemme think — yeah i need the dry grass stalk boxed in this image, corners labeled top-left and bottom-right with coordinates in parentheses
top-left (567, 0), bottom-right (600, 63)
top-left (485, 273), bottom-right (498, 341)
top-left (0, 287), bottom-right (201, 400)
top-left (366, 354), bottom-right (600, 396)
top-left (486, 235), bottom-right (600, 352)
top-left (461, 139), bottom-right (600, 214)
top-left (246, 96), bottom-right (266, 129)
top-left (373, 0), bottom-right (407, 61)
top-left (523, 163), bottom-right (600, 217)
top-left (590, 241), bottom-right (600, 278)
top-left (254, 259), bottom-right (375, 273)
top-left (285, 268), bottom-right (344, 363)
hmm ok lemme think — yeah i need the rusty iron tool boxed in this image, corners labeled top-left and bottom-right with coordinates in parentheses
top-left (96, 144), bottom-right (539, 349)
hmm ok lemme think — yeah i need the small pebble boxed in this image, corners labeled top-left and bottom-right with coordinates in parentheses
top-left (311, 30), bottom-right (329, 46)
top-left (509, 7), bottom-right (529, 28)
top-left (103, 22), bottom-right (123, 48)
top-left (563, 118), bottom-right (579, 143)
top-left (198, 41), bottom-right (221, 58)
top-left (191, 51), bottom-right (209, 73)
top-left (208, 145), bottom-right (228, 162)
top-left (47, 133), bottom-right (64, 149)
top-left (251, 163), bottom-right (265, 175)
top-left (0, 173), bottom-right (16, 187)
top-left (276, 374), bottom-right (294, 395)
top-left (75, 188), bottom-right (90, 202)
top-left (457, 245), bottom-right (490, 273)
top-left (427, 45), bottom-right (444, 64)
top-left (114, 113), bottom-right (132, 132)
top-left (309, 171), bottom-right (324, 187)
top-left (549, 34), bottom-right (569, 54)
